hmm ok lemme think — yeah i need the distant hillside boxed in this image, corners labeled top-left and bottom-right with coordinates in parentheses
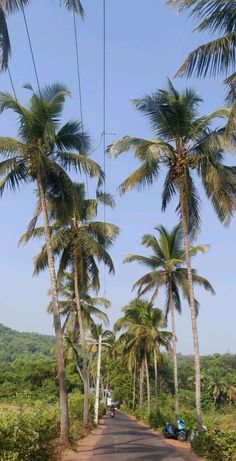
top-left (0, 323), bottom-right (55, 363)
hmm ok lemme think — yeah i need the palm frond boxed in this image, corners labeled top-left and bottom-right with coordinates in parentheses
top-left (0, 159), bottom-right (29, 194)
top-left (0, 6), bottom-right (10, 71)
top-left (108, 136), bottom-right (171, 160)
top-left (162, 170), bottom-right (177, 210)
top-left (118, 158), bottom-right (160, 195)
top-left (56, 151), bottom-right (104, 185)
top-left (176, 34), bottom-right (236, 79)
top-left (199, 152), bottom-right (236, 225)
top-left (56, 120), bottom-right (90, 153)
top-left (19, 226), bottom-right (45, 246)
top-left (60, 0), bottom-right (84, 16)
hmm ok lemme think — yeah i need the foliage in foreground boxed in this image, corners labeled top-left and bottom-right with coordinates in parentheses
top-left (191, 431), bottom-right (236, 461)
top-left (0, 403), bottom-right (59, 461)
top-left (0, 391), bottom-right (106, 461)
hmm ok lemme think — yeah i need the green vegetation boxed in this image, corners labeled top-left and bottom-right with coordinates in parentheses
top-left (0, 324), bottom-right (55, 363)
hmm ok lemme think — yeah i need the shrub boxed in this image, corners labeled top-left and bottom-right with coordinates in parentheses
top-left (191, 430), bottom-right (236, 461)
top-left (0, 403), bottom-right (59, 461)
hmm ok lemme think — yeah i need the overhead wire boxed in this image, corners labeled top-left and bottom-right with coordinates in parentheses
top-left (102, 0), bottom-right (107, 300)
top-left (7, 65), bottom-right (17, 100)
top-left (73, 10), bottom-right (90, 197)
top-left (20, 0), bottom-right (41, 95)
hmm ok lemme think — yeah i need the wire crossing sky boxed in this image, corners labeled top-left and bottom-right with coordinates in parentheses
top-left (0, 0), bottom-right (235, 354)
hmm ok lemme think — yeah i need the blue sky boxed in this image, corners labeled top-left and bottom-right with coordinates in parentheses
top-left (0, 0), bottom-right (235, 354)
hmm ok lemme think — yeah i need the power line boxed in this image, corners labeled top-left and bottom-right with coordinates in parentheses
top-left (7, 65), bottom-right (17, 100)
top-left (103, 0), bottom-right (107, 299)
top-left (73, 10), bottom-right (89, 198)
top-left (20, 0), bottom-right (41, 95)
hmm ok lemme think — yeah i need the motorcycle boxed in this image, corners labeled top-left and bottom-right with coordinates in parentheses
top-left (163, 418), bottom-right (187, 441)
top-left (110, 406), bottom-right (116, 417)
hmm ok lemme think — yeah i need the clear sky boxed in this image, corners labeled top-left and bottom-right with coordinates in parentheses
top-left (0, 0), bottom-right (235, 355)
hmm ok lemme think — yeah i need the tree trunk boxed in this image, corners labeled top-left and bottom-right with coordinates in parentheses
top-left (94, 335), bottom-right (102, 425)
top-left (145, 352), bottom-right (150, 416)
top-left (153, 347), bottom-right (158, 415)
top-left (180, 188), bottom-right (202, 429)
top-left (101, 376), bottom-right (105, 403)
top-left (74, 261), bottom-right (90, 427)
top-left (169, 281), bottom-right (180, 422)
top-left (139, 358), bottom-right (144, 408)
top-left (37, 177), bottom-right (70, 446)
top-left (132, 360), bottom-right (136, 411)
top-left (75, 363), bottom-right (84, 383)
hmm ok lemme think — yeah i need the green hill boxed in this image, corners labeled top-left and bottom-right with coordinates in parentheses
top-left (0, 323), bottom-right (55, 363)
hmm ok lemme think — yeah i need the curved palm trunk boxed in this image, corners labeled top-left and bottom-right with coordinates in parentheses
top-left (132, 359), bottom-right (136, 411)
top-left (139, 358), bottom-right (144, 408)
top-left (169, 280), bottom-right (180, 422)
top-left (180, 188), bottom-right (202, 429)
top-left (153, 347), bottom-right (158, 415)
top-left (94, 335), bottom-right (102, 425)
top-left (73, 261), bottom-right (90, 427)
top-left (37, 178), bottom-right (70, 446)
top-left (145, 352), bottom-right (150, 416)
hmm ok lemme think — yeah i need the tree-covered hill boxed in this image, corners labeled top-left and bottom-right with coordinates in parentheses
top-left (0, 323), bottom-right (55, 363)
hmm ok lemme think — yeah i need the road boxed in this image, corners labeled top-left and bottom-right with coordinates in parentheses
top-left (63, 412), bottom-right (205, 461)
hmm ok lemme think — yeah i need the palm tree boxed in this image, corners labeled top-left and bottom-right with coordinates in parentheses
top-left (115, 299), bottom-right (171, 415)
top-left (109, 80), bottom-right (236, 428)
top-left (207, 370), bottom-right (227, 406)
top-left (21, 182), bottom-right (119, 427)
top-left (0, 0), bottom-right (84, 70)
top-left (0, 83), bottom-right (103, 444)
top-left (125, 224), bottom-right (215, 421)
top-left (56, 272), bottom-right (110, 333)
top-left (88, 324), bottom-right (115, 424)
top-left (50, 271), bottom-right (110, 385)
top-left (168, 0), bottom-right (236, 86)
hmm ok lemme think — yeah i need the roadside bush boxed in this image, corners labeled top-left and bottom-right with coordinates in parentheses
top-left (0, 403), bottom-right (59, 461)
top-left (191, 430), bottom-right (236, 461)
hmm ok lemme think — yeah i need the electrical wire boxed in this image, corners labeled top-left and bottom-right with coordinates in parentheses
top-left (102, 0), bottom-right (107, 299)
top-left (7, 65), bottom-right (17, 100)
top-left (20, 0), bottom-right (41, 95)
top-left (73, 10), bottom-right (89, 198)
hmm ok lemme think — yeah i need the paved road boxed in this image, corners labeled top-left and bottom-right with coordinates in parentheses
top-left (63, 412), bottom-right (205, 461)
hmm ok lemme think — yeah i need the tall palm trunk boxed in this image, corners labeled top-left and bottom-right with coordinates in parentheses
top-left (180, 188), bottom-right (202, 429)
top-left (153, 347), bottom-right (158, 415)
top-left (139, 357), bottom-right (144, 408)
top-left (101, 377), bottom-right (105, 403)
top-left (169, 279), bottom-right (180, 422)
top-left (94, 335), bottom-right (102, 425)
top-left (37, 177), bottom-right (70, 446)
top-left (132, 359), bottom-right (136, 411)
top-left (144, 352), bottom-right (150, 416)
top-left (73, 260), bottom-right (90, 427)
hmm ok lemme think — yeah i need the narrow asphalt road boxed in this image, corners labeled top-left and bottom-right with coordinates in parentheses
top-left (63, 412), bottom-right (205, 461)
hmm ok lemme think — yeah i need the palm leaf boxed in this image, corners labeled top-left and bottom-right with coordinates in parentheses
top-left (176, 34), bottom-right (236, 78)
top-left (0, 6), bottom-right (10, 70)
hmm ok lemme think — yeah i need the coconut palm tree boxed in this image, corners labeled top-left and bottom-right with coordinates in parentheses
top-left (109, 80), bottom-right (236, 428)
top-left (115, 299), bottom-right (171, 415)
top-left (55, 272), bottom-right (110, 333)
top-left (0, 0), bottom-right (84, 70)
top-left (125, 224), bottom-right (215, 421)
top-left (20, 182), bottom-right (119, 427)
top-left (0, 83), bottom-right (103, 445)
top-left (88, 324), bottom-right (115, 424)
top-left (50, 272), bottom-right (110, 385)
